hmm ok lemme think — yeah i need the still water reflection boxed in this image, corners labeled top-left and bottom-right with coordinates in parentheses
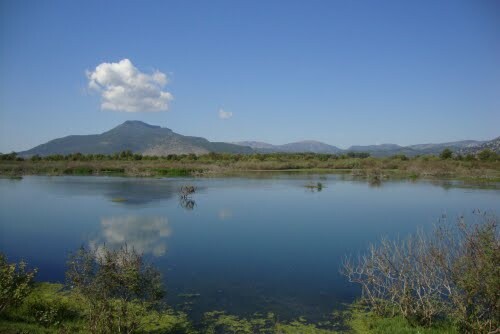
top-left (90, 216), bottom-right (171, 257)
top-left (0, 175), bottom-right (498, 320)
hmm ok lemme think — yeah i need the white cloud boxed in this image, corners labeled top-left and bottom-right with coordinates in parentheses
top-left (218, 108), bottom-right (233, 120)
top-left (87, 59), bottom-right (173, 112)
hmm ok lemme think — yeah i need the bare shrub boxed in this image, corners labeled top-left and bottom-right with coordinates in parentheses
top-left (342, 212), bottom-right (499, 333)
top-left (179, 185), bottom-right (196, 199)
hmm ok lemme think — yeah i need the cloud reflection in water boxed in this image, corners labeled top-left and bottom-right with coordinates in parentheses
top-left (90, 216), bottom-right (171, 257)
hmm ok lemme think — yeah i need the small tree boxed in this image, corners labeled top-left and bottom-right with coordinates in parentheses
top-left (439, 148), bottom-right (453, 160)
top-left (465, 153), bottom-right (476, 161)
top-left (66, 245), bottom-right (164, 334)
top-left (477, 149), bottom-right (496, 161)
top-left (0, 253), bottom-right (37, 313)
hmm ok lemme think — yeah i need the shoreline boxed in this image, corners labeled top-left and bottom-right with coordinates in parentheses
top-left (1, 159), bottom-right (499, 182)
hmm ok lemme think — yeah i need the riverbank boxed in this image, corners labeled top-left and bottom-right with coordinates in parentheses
top-left (0, 283), bottom-right (458, 334)
top-left (1, 155), bottom-right (499, 181)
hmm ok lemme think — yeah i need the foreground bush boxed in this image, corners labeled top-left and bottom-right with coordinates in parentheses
top-left (0, 282), bottom-right (194, 333)
top-left (0, 253), bottom-right (37, 314)
top-left (66, 245), bottom-right (194, 334)
top-left (342, 212), bottom-right (499, 333)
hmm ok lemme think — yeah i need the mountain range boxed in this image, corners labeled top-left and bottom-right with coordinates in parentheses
top-left (17, 121), bottom-right (499, 157)
top-left (235, 140), bottom-right (343, 154)
top-left (19, 121), bottom-right (252, 156)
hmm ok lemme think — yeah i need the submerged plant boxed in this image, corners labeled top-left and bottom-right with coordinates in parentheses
top-left (179, 185), bottom-right (196, 199)
top-left (305, 182), bottom-right (324, 192)
top-left (179, 185), bottom-right (197, 210)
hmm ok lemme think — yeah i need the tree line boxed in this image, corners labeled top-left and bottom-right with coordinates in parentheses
top-left (1, 149), bottom-right (498, 162)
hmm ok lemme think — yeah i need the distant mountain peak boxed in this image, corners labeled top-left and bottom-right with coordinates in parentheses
top-left (293, 140), bottom-right (324, 144)
top-left (19, 121), bottom-right (251, 156)
top-left (104, 120), bottom-right (170, 135)
top-left (120, 120), bottom-right (162, 129)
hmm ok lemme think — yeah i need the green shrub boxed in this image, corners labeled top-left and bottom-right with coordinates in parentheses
top-left (28, 299), bottom-right (71, 328)
top-left (439, 148), bottom-right (453, 160)
top-left (66, 246), bottom-right (165, 334)
top-left (477, 149), bottom-right (498, 161)
top-left (465, 153), bottom-right (476, 161)
top-left (0, 253), bottom-right (37, 314)
top-left (391, 154), bottom-right (408, 161)
top-left (15, 283), bottom-right (81, 329)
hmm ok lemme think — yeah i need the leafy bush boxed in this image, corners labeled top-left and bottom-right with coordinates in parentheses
top-left (0, 253), bottom-right (37, 314)
top-left (66, 245), bottom-right (165, 334)
top-left (15, 283), bottom-right (81, 329)
top-left (464, 154), bottom-right (476, 161)
top-left (29, 299), bottom-right (67, 327)
top-left (477, 149), bottom-right (498, 161)
top-left (439, 148), bottom-right (453, 160)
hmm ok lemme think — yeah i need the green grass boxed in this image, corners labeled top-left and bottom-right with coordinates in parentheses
top-left (0, 283), bottom-right (86, 333)
top-left (0, 288), bottom-right (462, 334)
top-left (0, 319), bottom-right (58, 333)
top-left (62, 167), bottom-right (94, 175)
top-left (347, 308), bottom-right (458, 334)
top-left (0, 283), bottom-right (194, 334)
top-left (154, 168), bottom-right (194, 176)
top-left (98, 167), bottom-right (125, 175)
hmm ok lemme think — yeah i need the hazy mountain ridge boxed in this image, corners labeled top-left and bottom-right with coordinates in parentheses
top-left (234, 140), bottom-right (343, 154)
top-left (457, 137), bottom-right (500, 155)
top-left (236, 138), bottom-right (498, 156)
top-left (18, 121), bottom-right (498, 157)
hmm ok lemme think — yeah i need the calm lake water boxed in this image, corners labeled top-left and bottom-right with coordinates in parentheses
top-left (0, 175), bottom-right (499, 320)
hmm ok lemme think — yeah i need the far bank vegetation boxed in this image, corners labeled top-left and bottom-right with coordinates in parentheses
top-left (0, 149), bottom-right (499, 180)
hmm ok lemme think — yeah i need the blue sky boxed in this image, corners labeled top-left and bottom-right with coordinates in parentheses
top-left (0, 0), bottom-right (499, 152)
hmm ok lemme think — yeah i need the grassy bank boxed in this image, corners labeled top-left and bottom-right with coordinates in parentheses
top-left (0, 153), bottom-right (499, 181)
top-left (0, 283), bottom-right (195, 334)
top-left (0, 283), bottom-right (458, 334)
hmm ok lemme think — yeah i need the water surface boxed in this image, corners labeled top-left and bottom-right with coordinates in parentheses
top-left (0, 175), bottom-right (498, 320)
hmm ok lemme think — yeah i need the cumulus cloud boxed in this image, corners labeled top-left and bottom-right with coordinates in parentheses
top-left (87, 59), bottom-right (173, 112)
top-left (218, 108), bottom-right (233, 120)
